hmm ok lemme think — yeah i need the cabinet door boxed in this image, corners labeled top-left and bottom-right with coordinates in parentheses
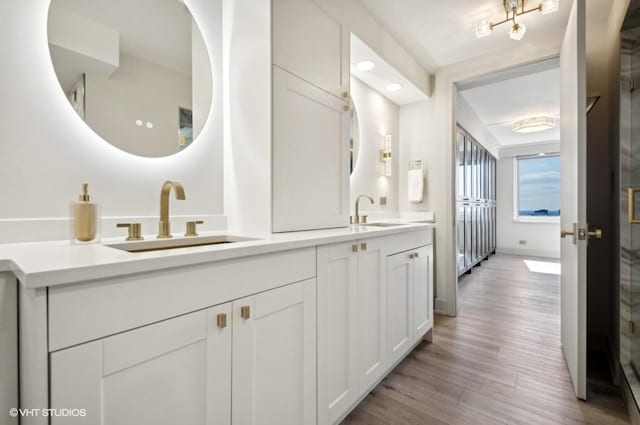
top-left (317, 243), bottom-right (358, 425)
top-left (412, 245), bottom-right (433, 343)
top-left (273, 66), bottom-right (350, 232)
top-left (357, 239), bottom-right (387, 391)
top-left (387, 251), bottom-right (413, 364)
top-left (272, 0), bottom-right (349, 99)
top-left (233, 279), bottom-right (316, 425)
top-left (50, 305), bottom-right (232, 425)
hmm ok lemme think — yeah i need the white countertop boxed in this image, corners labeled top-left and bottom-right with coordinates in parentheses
top-left (0, 222), bottom-right (434, 289)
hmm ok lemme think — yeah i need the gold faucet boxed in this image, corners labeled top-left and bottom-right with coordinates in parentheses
top-left (352, 195), bottom-right (374, 224)
top-left (158, 181), bottom-right (186, 238)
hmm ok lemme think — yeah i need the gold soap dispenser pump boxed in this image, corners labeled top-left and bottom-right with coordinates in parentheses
top-left (71, 183), bottom-right (100, 243)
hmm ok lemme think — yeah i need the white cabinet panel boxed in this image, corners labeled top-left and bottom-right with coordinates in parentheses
top-left (272, 0), bottom-right (349, 99)
top-left (232, 279), bottom-right (316, 425)
top-left (50, 305), bottom-right (232, 425)
top-left (387, 251), bottom-right (413, 364)
top-left (357, 240), bottom-right (387, 391)
top-left (272, 66), bottom-right (349, 232)
top-left (317, 243), bottom-right (358, 425)
top-left (412, 245), bottom-right (433, 343)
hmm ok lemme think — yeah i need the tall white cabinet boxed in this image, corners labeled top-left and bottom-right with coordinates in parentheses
top-left (272, 0), bottom-right (351, 232)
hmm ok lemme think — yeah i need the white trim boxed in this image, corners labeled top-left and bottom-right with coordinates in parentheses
top-left (495, 247), bottom-right (560, 259)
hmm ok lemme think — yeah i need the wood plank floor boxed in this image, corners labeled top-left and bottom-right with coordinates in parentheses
top-left (342, 254), bottom-right (630, 425)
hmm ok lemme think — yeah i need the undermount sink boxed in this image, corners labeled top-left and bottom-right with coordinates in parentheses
top-left (361, 222), bottom-right (409, 228)
top-left (107, 235), bottom-right (257, 253)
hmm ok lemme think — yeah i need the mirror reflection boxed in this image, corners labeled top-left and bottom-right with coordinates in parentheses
top-left (350, 102), bottom-right (360, 174)
top-left (47, 0), bottom-right (212, 158)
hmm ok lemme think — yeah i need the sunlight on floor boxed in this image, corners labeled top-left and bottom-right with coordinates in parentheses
top-left (523, 259), bottom-right (561, 275)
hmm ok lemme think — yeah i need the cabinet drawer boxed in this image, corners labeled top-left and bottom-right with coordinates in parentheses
top-left (363, 228), bottom-right (433, 257)
top-left (48, 248), bottom-right (316, 351)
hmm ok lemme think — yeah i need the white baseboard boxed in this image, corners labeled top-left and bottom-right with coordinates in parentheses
top-left (0, 215), bottom-right (227, 244)
top-left (495, 247), bottom-right (560, 259)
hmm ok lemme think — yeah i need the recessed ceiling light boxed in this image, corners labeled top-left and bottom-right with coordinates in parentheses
top-left (539, 153), bottom-right (546, 156)
top-left (385, 83), bottom-right (403, 92)
top-left (146, 122), bottom-right (154, 129)
top-left (512, 117), bottom-right (556, 134)
top-left (135, 120), bottom-right (143, 127)
top-left (356, 60), bottom-right (375, 71)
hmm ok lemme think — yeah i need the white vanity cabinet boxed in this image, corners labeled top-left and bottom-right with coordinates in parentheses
top-left (232, 279), bottom-right (317, 425)
top-left (316, 238), bottom-right (386, 425)
top-left (387, 245), bottom-right (433, 364)
top-left (271, 0), bottom-right (350, 233)
top-left (50, 304), bottom-right (233, 425)
top-left (272, 0), bottom-right (350, 100)
top-left (317, 231), bottom-right (434, 425)
top-left (49, 279), bottom-right (317, 425)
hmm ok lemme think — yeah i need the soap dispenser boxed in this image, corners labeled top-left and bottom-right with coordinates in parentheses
top-left (71, 183), bottom-right (100, 243)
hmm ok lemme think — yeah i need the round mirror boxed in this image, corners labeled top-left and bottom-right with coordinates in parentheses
top-left (47, 0), bottom-right (212, 158)
top-left (350, 103), bottom-right (360, 174)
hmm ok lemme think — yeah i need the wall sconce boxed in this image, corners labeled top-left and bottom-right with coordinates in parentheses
top-left (380, 134), bottom-right (392, 177)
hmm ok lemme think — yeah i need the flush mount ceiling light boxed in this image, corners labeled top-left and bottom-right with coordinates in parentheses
top-left (512, 116), bottom-right (556, 133)
top-left (385, 83), bottom-right (403, 92)
top-left (475, 0), bottom-right (558, 41)
top-left (356, 60), bottom-right (375, 71)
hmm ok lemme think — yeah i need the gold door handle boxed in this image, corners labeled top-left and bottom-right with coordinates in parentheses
top-left (352, 244), bottom-right (359, 253)
top-left (629, 188), bottom-right (640, 224)
top-left (561, 223), bottom-right (577, 244)
top-left (360, 242), bottom-right (367, 251)
top-left (216, 313), bottom-right (227, 329)
top-left (560, 229), bottom-right (575, 238)
top-left (240, 305), bottom-right (250, 320)
top-left (586, 228), bottom-right (602, 240)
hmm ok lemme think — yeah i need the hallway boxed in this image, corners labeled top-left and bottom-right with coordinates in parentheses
top-left (342, 254), bottom-right (629, 425)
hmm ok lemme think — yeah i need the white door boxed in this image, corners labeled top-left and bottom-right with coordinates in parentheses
top-left (317, 243), bottom-right (359, 425)
top-left (49, 305), bottom-right (232, 425)
top-left (232, 279), bottom-right (317, 425)
top-left (272, 66), bottom-right (350, 232)
top-left (272, 0), bottom-right (349, 99)
top-left (387, 251), bottom-right (413, 364)
top-left (412, 245), bottom-right (433, 343)
top-left (559, 0), bottom-right (587, 400)
top-left (357, 239), bottom-right (387, 391)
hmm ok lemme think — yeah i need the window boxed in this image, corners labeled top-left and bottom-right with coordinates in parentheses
top-left (514, 154), bottom-right (560, 221)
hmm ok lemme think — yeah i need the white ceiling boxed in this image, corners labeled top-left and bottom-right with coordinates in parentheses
top-left (459, 62), bottom-right (560, 146)
top-left (358, 0), bottom-right (613, 72)
top-left (350, 35), bottom-right (428, 106)
top-left (51, 0), bottom-right (194, 76)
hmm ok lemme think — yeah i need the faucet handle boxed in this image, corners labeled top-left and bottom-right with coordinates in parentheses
top-left (185, 220), bottom-right (204, 237)
top-left (360, 215), bottom-right (368, 224)
top-left (117, 223), bottom-right (144, 241)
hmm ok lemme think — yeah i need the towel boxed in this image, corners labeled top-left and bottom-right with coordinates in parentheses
top-left (408, 169), bottom-right (424, 203)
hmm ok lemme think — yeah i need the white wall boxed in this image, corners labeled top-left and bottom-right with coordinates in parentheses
top-left (0, 0), bottom-right (223, 243)
top-left (398, 100), bottom-right (434, 212)
top-left (222, 0), bottom-right (271, 236)
top-left (85, 53), bottom-right (192, 158)
top-left (496, 144), bottom-right (561, 259)
top-left (350, 76), bottom-right (399, 212)
top-left (456, 95), bottom-right (500, 158)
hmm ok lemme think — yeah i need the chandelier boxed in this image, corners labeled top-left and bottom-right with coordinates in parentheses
top-left (476, 0), bottom-right (559, 41)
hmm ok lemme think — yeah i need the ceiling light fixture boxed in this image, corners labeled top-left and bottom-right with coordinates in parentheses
top-left (512, 116), bottom-right (556, 133)
top-left (356, 60), bottom-right (375, 71)
top-left (475, 0), bottom-right (558, 41)
top-left (385, 83), bottom-right (403, 92)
